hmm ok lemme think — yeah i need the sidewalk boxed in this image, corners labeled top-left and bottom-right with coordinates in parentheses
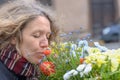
top-left (92, 37), bottom-right (120, 49)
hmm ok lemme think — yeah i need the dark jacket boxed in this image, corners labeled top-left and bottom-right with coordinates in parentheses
top-left (0, 60), bottom-right (26, 80)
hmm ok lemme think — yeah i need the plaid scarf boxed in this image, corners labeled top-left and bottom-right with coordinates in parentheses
top-left (0, 44), bottom-right (37, 77)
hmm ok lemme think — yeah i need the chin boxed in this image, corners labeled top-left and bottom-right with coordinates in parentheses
top-left (33, 59), bottom-right (42, 64)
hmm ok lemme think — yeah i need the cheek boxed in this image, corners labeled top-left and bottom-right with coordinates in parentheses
top-left (21, 38), bottom-right (39, 52)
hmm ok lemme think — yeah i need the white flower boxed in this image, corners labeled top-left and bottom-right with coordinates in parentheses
top-left (63, 72), bottom-right (71, 80)
top-left (80, 72), bottom-right (84, 77)
top-left (78, 40), bottom-right (89, 47)
top-left (70, 50), bottom-right (76, 57)
top-left (63, 69), bottom-right (78, 80)
top-left (71, 70), bottom-right (78, 76)
top-left (83, 64), bottom-right (92, 75)
top-left (83, 40), bottom-right (88, 46)
top-left (71, 44), bottom-right (77, 50)
top-left (76, 64), bottom-right (86, 72)
top-left (68, 69), bottom-right (78, 76)
top-left (94, 42), bottom-right (108, 52)
top-left (78, 40), bottom-right (84, 47)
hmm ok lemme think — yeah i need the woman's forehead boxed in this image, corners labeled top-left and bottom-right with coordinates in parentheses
top-left (26, 16), bottom-right (50, 26)
top-left (22, 16), bottom-right (51, 33)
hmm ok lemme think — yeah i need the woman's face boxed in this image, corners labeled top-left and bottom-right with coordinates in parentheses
top-left (19, 16), bottom-right (51, 64)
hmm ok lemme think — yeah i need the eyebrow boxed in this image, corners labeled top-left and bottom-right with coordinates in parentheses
top-left (32, 29), bottom-right (51, 34)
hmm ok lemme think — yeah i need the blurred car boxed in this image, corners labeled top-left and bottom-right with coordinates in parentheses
top-left (101, 24), bottom-right (120, 43)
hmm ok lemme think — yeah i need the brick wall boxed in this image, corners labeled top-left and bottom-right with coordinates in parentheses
top-left (54, 0), bottom-right (91, 33)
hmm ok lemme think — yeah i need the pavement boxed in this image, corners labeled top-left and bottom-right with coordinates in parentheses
top-left (104, 42), bottom-right (120, 49)
top-left (92, 38), bottom-right (120, 49)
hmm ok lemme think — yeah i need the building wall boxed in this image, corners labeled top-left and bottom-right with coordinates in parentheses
top-left (116, 0), bottom-right (120, 20)
top-left (54, 0), bottom-right (91, 34)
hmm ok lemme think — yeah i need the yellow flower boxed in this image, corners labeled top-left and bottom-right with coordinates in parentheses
top-left (111, 58), bottom-right (119, 72)
top-left (96, 59), bottom-right (106, 67)
top-left (85, 53), bottom-right (107, 67)
top-left (88, 47), bottom-right (100, 54)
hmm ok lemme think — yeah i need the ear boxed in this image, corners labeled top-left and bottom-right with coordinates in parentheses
top-left (10, 37), bottom-right (17, 45)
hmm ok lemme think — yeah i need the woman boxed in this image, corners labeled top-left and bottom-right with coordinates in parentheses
top-left (0, 0), bottom-right (59, 80)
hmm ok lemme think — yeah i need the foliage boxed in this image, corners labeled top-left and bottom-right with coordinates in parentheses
top-left (39, 40), bottom-right (120, 80)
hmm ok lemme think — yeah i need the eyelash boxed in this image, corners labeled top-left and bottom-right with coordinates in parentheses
top-left (33, 35), bottom-right (40, 38)
top-left (33, 34), bottom-right (51, 39)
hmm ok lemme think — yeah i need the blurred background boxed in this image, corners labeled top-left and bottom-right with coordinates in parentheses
top-left (0, 0), bottom-right (120, 49)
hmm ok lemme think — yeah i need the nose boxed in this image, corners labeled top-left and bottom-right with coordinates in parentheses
top-left (40, 36), bottom-right (49, 48)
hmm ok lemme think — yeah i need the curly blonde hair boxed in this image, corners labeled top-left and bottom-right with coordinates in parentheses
top-left (0, 0), bottom-right (59, 50)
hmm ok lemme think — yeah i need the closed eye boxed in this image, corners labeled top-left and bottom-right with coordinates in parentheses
top-left (32, 33), bottom-right (41, 38)
top-left (33, 35), bottom-right (40, 38)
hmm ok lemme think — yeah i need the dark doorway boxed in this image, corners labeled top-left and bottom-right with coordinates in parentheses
top-left (0, 0), bottom-right (8, 5)
top-left (39, 0), bottom-right (53, 6)
top-left (91, 0), bottom-right (116, 37)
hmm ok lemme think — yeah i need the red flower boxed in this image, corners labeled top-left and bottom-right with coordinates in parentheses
top-left (80, 58), bottom-right (85, 64)
top-left (39, 61), bottom-right (55, 76)
top-left (43, 49), bottom-right (51, 56)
